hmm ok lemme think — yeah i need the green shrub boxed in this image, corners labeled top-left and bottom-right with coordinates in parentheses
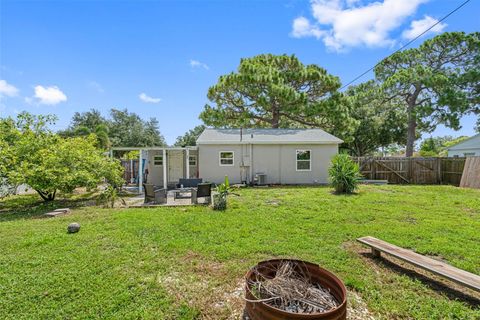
top-left (213, 176), bottom-right (239, 211)
top-left (328, 154), bottom-right (362, 194)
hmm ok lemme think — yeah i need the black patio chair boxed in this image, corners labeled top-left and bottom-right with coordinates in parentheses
top-left (143, 183), bottom-right (167, 204)
top-left (192, 183), bottom-right (212, 204)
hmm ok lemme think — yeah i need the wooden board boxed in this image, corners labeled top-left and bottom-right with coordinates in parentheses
top-left (460, 157), bottom-right (480, 189)
top-left (357, 236), bottom-right (480, 292)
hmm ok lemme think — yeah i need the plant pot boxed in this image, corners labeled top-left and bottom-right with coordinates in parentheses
top-left (213, 193), bottom-right (227, 210)
top-left (245, 259), bottom-right (347, 320)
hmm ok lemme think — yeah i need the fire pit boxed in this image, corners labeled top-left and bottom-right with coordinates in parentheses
top-left (244, 259), bottom-right (347, 320)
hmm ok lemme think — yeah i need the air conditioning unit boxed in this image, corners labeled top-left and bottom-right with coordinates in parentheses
top-left (255, 173), bottom-right (267, 185)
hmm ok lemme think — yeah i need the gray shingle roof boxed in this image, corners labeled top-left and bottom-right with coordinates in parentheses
top-left (196, 128), bottom-right (343, 144)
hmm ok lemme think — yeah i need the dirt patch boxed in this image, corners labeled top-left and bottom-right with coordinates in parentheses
top-left (347, 290), bottom-right (376, 320)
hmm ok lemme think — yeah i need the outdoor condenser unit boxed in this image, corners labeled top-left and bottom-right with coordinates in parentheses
top-left (255, 173), bottom-right (267, 185)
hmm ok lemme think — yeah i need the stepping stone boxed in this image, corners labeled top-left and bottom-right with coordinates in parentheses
top-left (67, 222), bottom-right (80, 233)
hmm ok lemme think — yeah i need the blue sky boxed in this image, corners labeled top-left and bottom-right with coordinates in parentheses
top-left (0, 0), bottom-right (478, 145)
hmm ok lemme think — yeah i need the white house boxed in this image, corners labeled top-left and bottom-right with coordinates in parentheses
top-left (447, 134), bottom-right (480, 157)
top-left (197, 128), bottom-right (342, 185)
top-left (111, 128), bottom-right (343, 189)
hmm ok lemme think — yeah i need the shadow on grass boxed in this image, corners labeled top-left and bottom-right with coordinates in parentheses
top-left (361, 252), bottom-right (480, 309)
top-left (0, 192), bottom-right (99, 222)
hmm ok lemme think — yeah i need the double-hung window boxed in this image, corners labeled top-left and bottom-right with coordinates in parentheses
top-left (189, 155), bottom-right (197, 166)
top-left (219, 151), bottom-right (234, 166)
top-left (296, 150), bottom-right (311, 171)
top-left (153, 155), bottom-right (163, 166)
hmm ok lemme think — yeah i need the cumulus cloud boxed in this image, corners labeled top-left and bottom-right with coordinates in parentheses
top-left (139, 92), bottom-right (161, 103)
top-left (190, 59), bottom-right (209, 70)
top-left (0, 79), bottom-right (19, 97)
top-left (402, 15), bottom-right (447, 40)
top-left (33, 85), bottom-right (67, 105)
top-left (291, 0), bottom-right (428, 51)
top-left (291, 17), bottom-right (325, 39)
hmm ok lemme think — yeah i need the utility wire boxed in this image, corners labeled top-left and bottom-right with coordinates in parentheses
top-left (339, 0), bottom-right (472, 90)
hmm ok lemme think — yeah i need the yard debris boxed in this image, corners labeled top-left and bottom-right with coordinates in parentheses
top-left (246, 261), bottom-right (339, 314)
top-left (67, 222), bottom-right (80, 233)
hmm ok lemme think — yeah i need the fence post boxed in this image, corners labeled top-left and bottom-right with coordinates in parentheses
top-left (436, 158), bottom-right (442, 184)
top-left (371, 158), bottom-right (377, 180)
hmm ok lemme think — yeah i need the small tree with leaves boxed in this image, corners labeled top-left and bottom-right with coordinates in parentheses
top-left (2, 112), bottom-right (124, 201)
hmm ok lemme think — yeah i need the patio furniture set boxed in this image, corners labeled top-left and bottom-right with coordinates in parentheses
top-left (142, 178), bottom-right (213, 205)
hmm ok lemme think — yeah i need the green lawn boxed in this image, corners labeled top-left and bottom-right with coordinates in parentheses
top-left (1, 185), bottom-right (479, 319)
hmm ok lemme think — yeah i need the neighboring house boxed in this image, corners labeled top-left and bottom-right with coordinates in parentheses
top-left (111, 128), bottom-right (342, 188)
top-left (197, 128), bottom-right (342, 185)
top-left (447, 134), bottom-right (480, 157)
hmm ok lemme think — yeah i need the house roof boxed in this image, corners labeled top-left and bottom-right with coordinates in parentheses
top-left (447, 133), bottom-right (480, 151)
top-left (196, 128), bottom-right (343, 145)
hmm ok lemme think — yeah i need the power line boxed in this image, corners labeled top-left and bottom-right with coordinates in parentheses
top-left (339, 0), bottom-right (472, 90)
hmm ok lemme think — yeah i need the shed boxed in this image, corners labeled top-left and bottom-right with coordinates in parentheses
top-left (447, 134), bottom-right (480, 157)
top-left (196, 128), bottom-right (342, 184)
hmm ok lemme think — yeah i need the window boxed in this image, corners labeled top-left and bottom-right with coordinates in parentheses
top-left (153, 155), bottom-right (163, 166)
top-left (296, 150), bottom-right (311, 171)
top-left (464, 152), bottom-right (475, 157)
top-left (189, 155), bottom-right (197, 166)
top-left (219, 151), bottom-right (234, 166)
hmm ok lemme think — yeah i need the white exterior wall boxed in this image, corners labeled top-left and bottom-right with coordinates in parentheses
top-left (447, 134), bottom-right (480, 157)
top-left (448, 149), bottom-right (480, 157)
top-left (198, 143), bottom-right (338, 184)
top-left (145, 149), bottom-right (198, 186)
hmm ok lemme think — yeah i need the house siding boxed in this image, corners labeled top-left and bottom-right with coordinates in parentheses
top-left (198, 143), bottom-right (338, 184)
top-left (447, 134), bottom-right (480, 157)
top-left (146, 149), bottom-right (198, 186)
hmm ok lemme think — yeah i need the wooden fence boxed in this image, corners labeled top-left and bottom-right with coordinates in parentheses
top-left (120, 159), bottom-right (139, 184)
top-left (353, 157), bottom-right (466, 185)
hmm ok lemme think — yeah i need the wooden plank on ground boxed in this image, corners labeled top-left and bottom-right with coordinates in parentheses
top-left (357, 236), bottom-right (480, 292)
top-left (460, 157), bottom-right (480, 189)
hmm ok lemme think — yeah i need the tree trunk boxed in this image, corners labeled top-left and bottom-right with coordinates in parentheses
top-left (405, 104), bottom-right (416, 157)
top-left (271, 103), bottom-right (280, 128)
top-left (36, 189), bottom-right (56, 202)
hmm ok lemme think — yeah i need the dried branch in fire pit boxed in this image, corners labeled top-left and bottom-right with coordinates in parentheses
top-left (245, 261), bottom-right (339, 314)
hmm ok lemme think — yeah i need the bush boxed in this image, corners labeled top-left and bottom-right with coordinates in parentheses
top-left (328, 154), bottom-right (362, 194)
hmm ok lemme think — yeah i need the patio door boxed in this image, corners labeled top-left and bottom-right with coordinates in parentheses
top-left (168, 151), bottom-right (184, 184)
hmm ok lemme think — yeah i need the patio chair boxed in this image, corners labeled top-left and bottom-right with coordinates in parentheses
top-left (192, 183), bottom-right (212, 204)
top-left (143, 183), bottom-right (167, 204)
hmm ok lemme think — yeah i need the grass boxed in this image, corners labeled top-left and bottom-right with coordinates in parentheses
top-left (0, 185), bottom-right (479, 319)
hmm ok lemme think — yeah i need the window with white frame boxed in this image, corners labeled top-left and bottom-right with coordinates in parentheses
top-left (219, 151), bottom-right (234, 166)
top-left (296, 150), bottom-right (311, 171)
top-left (153, 155), bottom-right (163, 166)
top-left (189, 155), bottom-right (197, 166)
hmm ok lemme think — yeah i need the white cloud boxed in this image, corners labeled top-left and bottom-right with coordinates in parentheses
top-left (139, 92), bottom-right (161, 103)
top-left (0, 79), bottom-right (19, 97)
top-left (402, 15), bottom-right (447, 40)
top-left (88, 81), bottom-right (105, 93)
top-left (190, 59), bottom-right (209, 70)
top-left (33, 85), bottom-right (67, 105)
top-left (291, 17), bottom-right (325, 39)
top-left (291, 0), bottom-right (428, 51)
